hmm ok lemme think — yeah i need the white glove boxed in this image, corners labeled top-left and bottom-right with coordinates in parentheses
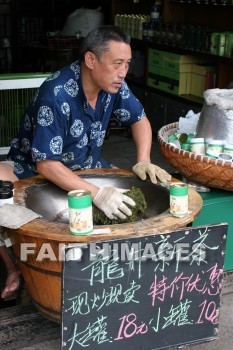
top-left (93, 187), bottom-right (136, 220)
top-left (132, 161), bottom-right (171, 184)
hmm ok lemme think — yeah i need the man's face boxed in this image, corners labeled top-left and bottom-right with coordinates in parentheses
top-left (91, 40), bottom-right (132, 93)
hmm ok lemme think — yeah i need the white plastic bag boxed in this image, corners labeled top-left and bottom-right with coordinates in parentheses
top-left (62, 7), bottom-right (104, 37)
top-left (204, 88), bottom-right (233, 110)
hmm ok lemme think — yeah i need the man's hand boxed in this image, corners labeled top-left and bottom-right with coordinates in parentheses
top-left (93, 187), bottom-right (135, 220)
top-left (132, 161), bottom-right (171, 184)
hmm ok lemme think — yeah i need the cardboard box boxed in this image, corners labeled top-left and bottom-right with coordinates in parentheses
top-left (162, 73), bottom-right (188, 95)
top-left (192, 64), bottom-right (216, 76)
top-left (147, 49), bottom-right (212, 96)
top-left (225, 32), bottom-right (233, 57)
top-left (148, 48), bottom-right (164, 69)
top-left (164, 60), bottom-right (193, 73)
top-left (147, 72), bottom-right (188, 96)
top-left (147, 72), bottom-right (166, 91)
top-left (191, 73), bottom-right (205, 97)
top-left (148, 65), bottom-right (163, 75)
top-left (191, 64), bottom-right (216, 97)
top-left (163, 52), bottom-right (205, 73)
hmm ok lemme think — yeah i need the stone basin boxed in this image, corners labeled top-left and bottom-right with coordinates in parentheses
top-left (7, 169), bottom-right (203, 322)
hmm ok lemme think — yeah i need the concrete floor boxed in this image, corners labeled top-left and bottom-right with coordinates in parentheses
top-left (0, 131), bottom-right (233, 349)
top-left (102, 130), bottom-right (175, 173)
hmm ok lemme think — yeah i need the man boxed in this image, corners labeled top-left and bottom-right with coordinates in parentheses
top-left (0, 26), bottom-right (171, 296)
top-left (0, 239), bottom-right (20, 300)
top-left (1, 24), bottom-right (171, 219)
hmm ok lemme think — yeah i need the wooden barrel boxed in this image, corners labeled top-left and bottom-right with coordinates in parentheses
top-left (6, 169), bottom-right (203, 322)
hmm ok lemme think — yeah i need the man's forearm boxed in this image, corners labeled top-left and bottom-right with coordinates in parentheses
top-left (131, 117), bottom-right (152, 163)
top-left (36, 160), bottom-right (99, 198)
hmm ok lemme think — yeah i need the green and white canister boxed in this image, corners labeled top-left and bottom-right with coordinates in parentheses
top-left (0, 181), bottom-right (14, 206)
top-left (224, 143), bottom-right (233, 157)
top-left (206, 140), bottom-right (224, 158)
top-left (68, 190), bottom-right (93, 235)
top-left (170, 182), bottom-right (189, 217)
top-left (190, 138), bottom-right (205, 155)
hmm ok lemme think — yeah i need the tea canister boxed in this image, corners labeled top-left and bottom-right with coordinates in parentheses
top-left (180, 133), bottom-right (194, 152)
top-left (224, 143), bottom-right (233, 157)
top-left (0, 181), bottom-right (14, 207)
top-left (170, 182), bottom-right (189, 218)
top-left (168, 134), bottom-right (181, 149)
top-left (206, 140), bottom-right (224, 158)
top-left (190, 138), bottom-right (205, 155)
top-left (218, 153), bottom-right (233, 162)
top-left (68, 190), bottom-right (93, 235)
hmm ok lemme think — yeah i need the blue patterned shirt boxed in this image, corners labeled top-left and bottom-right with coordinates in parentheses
top-left (7, 61), bottom-right (146, 179)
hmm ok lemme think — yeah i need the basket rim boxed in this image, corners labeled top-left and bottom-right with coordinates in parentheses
top-left (157, 122), bottom-right (233, 169)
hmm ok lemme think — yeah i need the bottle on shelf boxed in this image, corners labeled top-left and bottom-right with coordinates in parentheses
top-left (150, 0), bottom-right (161, 24)
top-left (148, 0), bottom-right (162, 42)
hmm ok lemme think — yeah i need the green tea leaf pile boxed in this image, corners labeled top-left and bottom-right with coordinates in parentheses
top-left (93, 186), bottom-right (147, 225)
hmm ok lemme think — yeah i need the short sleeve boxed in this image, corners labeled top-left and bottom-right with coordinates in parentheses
top-left (112, 81), bottom-right (146, 126)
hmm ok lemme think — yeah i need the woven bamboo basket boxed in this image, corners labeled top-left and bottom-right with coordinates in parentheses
top-left (157, 122), bottom-right (233, 191)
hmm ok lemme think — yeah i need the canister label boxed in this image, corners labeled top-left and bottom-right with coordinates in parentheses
top-left (170, 183), bottom-right (188, 217)
top-left (206, 140), bottom-right (224, 158)
top-left (190, 138), bottom-right (205, 155)
top-left (68, 190), bottom-right (93, 235)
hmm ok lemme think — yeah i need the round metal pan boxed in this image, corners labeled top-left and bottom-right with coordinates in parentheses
top-left (24, 174), bottom-right (169, 223)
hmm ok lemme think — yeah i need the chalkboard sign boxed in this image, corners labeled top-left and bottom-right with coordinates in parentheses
top-left (61, 223), bottom-right (227, 350)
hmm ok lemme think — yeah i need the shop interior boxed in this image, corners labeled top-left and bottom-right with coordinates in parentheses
top-left (1, 1), bottom-right (233, 349)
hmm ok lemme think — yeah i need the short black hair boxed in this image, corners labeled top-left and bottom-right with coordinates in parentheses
top-left (79, 25), bottom-right (131, 62)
